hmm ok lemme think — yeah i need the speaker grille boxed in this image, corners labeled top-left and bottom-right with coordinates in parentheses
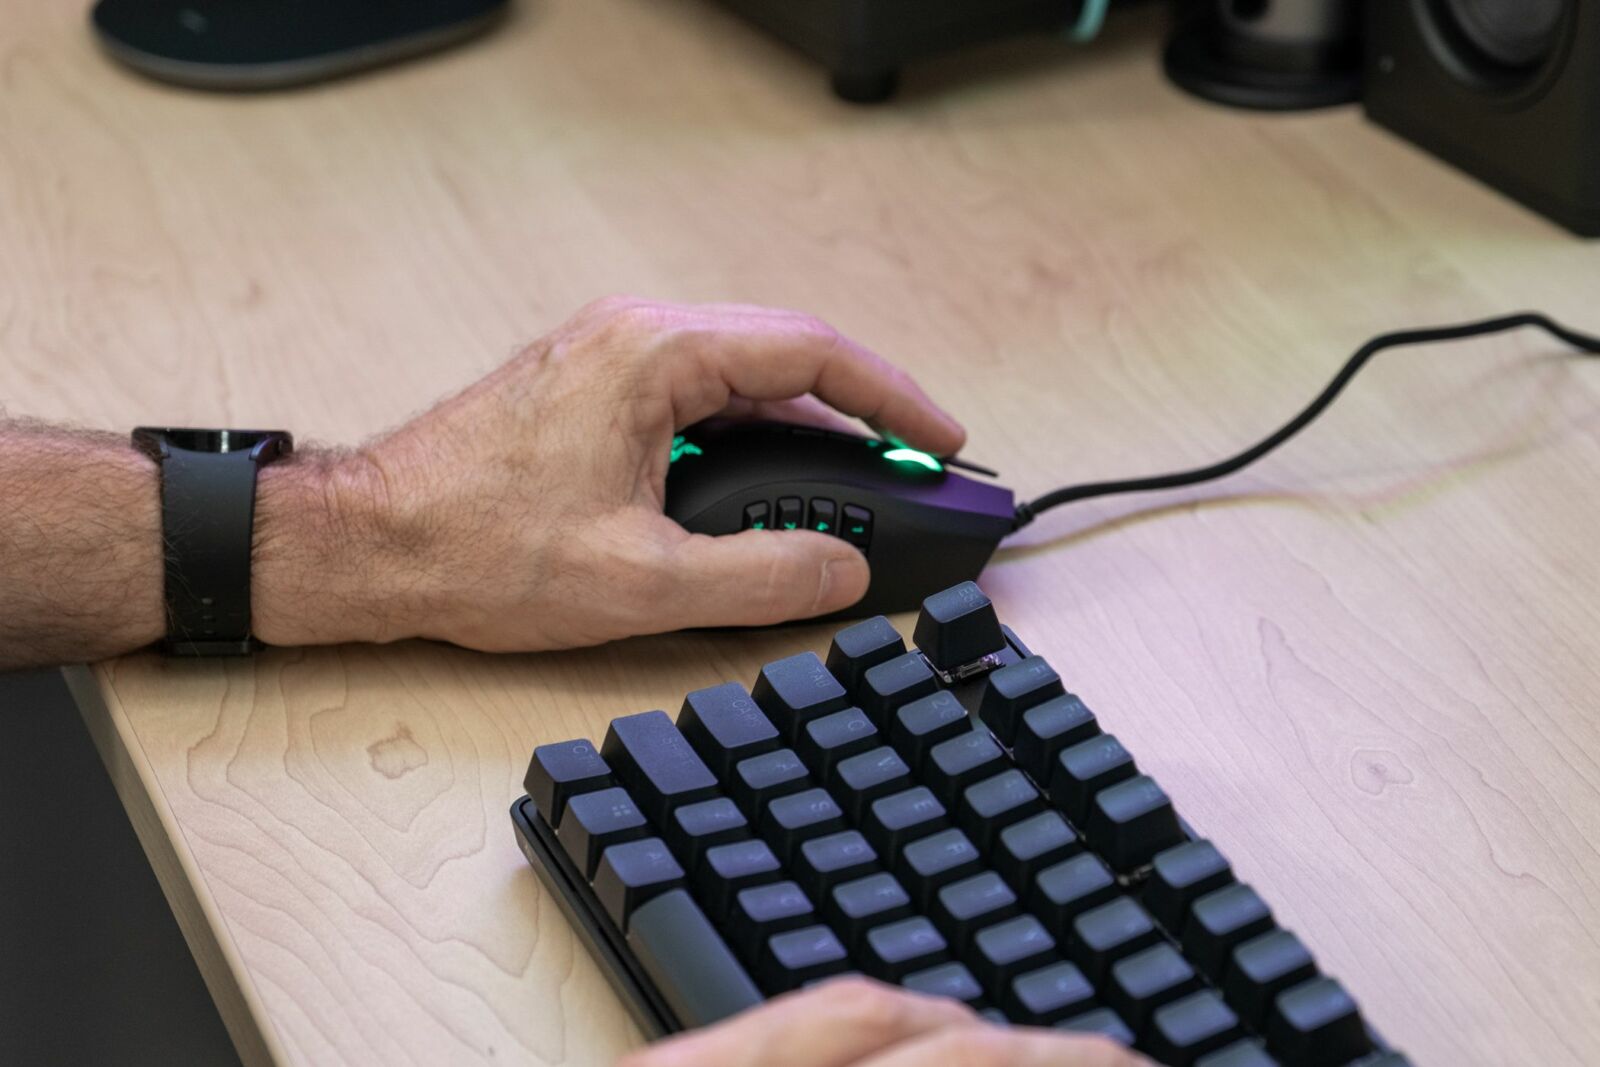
top-left (1432, 0), bottom-right (1566, 73)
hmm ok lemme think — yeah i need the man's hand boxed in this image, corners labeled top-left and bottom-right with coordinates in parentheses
top-left (250, 298), bottom-right (966, 651)
top-left (618, 978), bottom-right (1149, 1067)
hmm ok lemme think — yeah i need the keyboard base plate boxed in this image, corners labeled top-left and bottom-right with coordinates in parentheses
top-left (511, 797), bottom-right (678, 1038)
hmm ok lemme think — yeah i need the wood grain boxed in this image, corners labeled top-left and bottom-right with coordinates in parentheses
top-left (5, 0), bottom-right (1600, 1063)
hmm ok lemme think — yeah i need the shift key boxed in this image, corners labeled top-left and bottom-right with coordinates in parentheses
top-left (602, 710), bottom-right (719, 823)
top-left (627, 889), bottom-right (763, 1027)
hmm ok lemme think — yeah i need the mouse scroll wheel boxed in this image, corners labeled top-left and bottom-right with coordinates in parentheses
top-left (942, 456), bottom-right (1000, 478)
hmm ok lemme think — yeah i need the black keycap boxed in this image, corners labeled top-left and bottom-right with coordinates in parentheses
top-left (753, 652), bottom-right (850, 740)
top-left (1007, 961), bottom-right (1096, 1025)
top-left (1267, 977), bottom-right (1370, 1066)
top-left (994, 811), bottom-right (1080, 889)
top-left (914, 582), bottom-right (1005, 673)
top-left (830, 746), bottom-right (914, 819)
top-left (1106, 942), bottom-right (1203, 1033)
top-left (593, 837), bottom-right (686, 929)
top-left (761, 787), bottom-right (848, 860)
top-left (698, 838), bottom-right (782, 920)
top-left (932, 871), bottom-right (1019, 950)
top-left (807, 498), bottom-right (838, 535)
top-left (795, 831), bottom-right (878, 896)
top-left (864, 787), bottom-right (950, 855)
top-left (841, 504), bottom-right (873, 549)
top-left (826, 615), bottom-right (906, 696)
top-left (861, 916), bottom-right (949, 981)
top-left (891, 690), bottom-right (971, 768)
top-left (971, 914), bottom-right (1057, 988)
top-left (959, 769), bottom-right (1045, 850)
top-left (799, 707), bottom-right (879, 777)
top-left (774, 496), bottom-right (802, 529)
top-left (900, 828), bottom-right (983, 908)
top-left (859, 651), bottom-right (939, 725)
top-left (1185, 884), bottom-right (1275, 979)
top-left (827, 872), bottom-right (914, 948)
top-left (525, 740), bottom-right (612, 827)
top-left (558, 786), bottom-right (650, 877)
top-left (1051, 733), bottom-right (1137, 824)
top-left (1057, 1007), bottom-right (1136, 1046)
top-left (760, 925), bottom-right (850, 992)
top-left (729, 881), bottom-right (815, 962)
top-left (1030, 853), bottom-right (1119, 929)
top-left (978, 655), bottom-right (1065, 746)
top-left (1144, 840), bottom-right (1234, 935)
top-left (678, 682), bottom-right (780, 777)
top-left (625, 889), bottom-right (762, 1028)
top-left (1145, 990), bottom-right (1244, 1066)
top-left (601, 710), bottom-right (719, 824)
top-left (1225, 930), bottom-right (1318, 1030)
top-left (1070, 896), bottom-right (1162, 984)
top-left (667, 796), bottom-right (750, 866)
top-left (925, 729), bottom-right (1006, 804)
top-left (1088, 774), bottom-right (1185, 872)
top-left (731, 748), bottom-right (811, 812)
top-left (903, 961), bottom-right (984, 1006)
top-left (1014, 694), bottom-right (1101, 782)
top-left (742, 502), bottom-right (770, 530)
top-left (1195, 1039), bottom-right (1278, 1067)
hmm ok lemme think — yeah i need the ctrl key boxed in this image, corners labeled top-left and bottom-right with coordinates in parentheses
top-left (524, 740), bottom-right (612, 827)
top-left (592, 837), bottom-right (685, 930)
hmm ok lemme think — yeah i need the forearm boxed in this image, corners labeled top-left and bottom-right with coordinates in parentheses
top-left (252, 447), bottom-right (438, 649)
top-left (0, 423), bottom-right (165, 669)
top-left (0, 423), bottom-right (422, 670)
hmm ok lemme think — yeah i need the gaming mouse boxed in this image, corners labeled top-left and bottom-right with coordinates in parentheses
top-left (91, 0), bottom-right (508, 91)
top-left (664, 419), bottom-right (1017, 618)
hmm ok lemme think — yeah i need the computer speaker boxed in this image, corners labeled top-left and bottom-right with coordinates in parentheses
top-left (1364, 1), bottom-right (1600, 236)
top-left (1164, 0), bottom-right (1363, 110)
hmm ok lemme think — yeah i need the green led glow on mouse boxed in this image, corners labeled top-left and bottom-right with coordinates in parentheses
top-left (669, 435), bottom-right (703, 464)
top-left (883, 447), bottom-right (943, 472)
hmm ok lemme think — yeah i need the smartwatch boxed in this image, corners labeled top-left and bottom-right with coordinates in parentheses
top-left (131, 427), bottom-right (294, 656)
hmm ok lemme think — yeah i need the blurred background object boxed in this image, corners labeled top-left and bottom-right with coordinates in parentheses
top-left (701, 0), bottom-right (1112, 103)
top-left (0, 671), bottom-right (242, 1067)
top-left (92, 0), bottom-right (509, 90)
top-left (1364, 0), bottom-right (1600, 236)
top-left (1163, 0), bottom-right (1362, 110)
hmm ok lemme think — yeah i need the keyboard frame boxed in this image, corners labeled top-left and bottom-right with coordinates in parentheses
top-left (511, 795), bottom-right (678, 1038)
top-left (510, 620), bottom-right (1397, 1059)
top-left (507, 624), bottom-right (1038, 1037)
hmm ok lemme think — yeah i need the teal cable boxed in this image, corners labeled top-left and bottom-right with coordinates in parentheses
top-left (1068, 0), bottom-right (1110, 42)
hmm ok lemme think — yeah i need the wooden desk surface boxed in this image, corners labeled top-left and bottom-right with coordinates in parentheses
top-left (6, 1), bottom-right (1600, 1064)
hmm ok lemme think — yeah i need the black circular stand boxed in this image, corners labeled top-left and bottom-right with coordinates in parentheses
top-left (1164, 18), bottom-right (1362, 111)
top-left (831, 68), bottom-right (901, 104)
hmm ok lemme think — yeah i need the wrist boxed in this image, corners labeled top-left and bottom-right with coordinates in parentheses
top-left (251, 451), bottom-right (434, 647)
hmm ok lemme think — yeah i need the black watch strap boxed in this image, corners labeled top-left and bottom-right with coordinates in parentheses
top-left (132, 428), bottom-right (294, 656)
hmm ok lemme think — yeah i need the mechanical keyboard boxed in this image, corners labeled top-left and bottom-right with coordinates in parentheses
top-left (511, 582), bottom-right (1407, 1066)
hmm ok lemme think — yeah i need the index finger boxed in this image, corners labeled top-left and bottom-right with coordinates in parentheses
top-left (619, 977), bottom-right (978, 1067)
top-left (657, 303), bottom-right (967, 457)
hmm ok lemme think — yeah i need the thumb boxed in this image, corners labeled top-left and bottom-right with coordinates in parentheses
top-left (664, 528), bottom-right (870, 629)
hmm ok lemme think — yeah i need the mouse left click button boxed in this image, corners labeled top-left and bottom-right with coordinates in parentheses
top-left (744, 503), bottom-right (771, 530)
